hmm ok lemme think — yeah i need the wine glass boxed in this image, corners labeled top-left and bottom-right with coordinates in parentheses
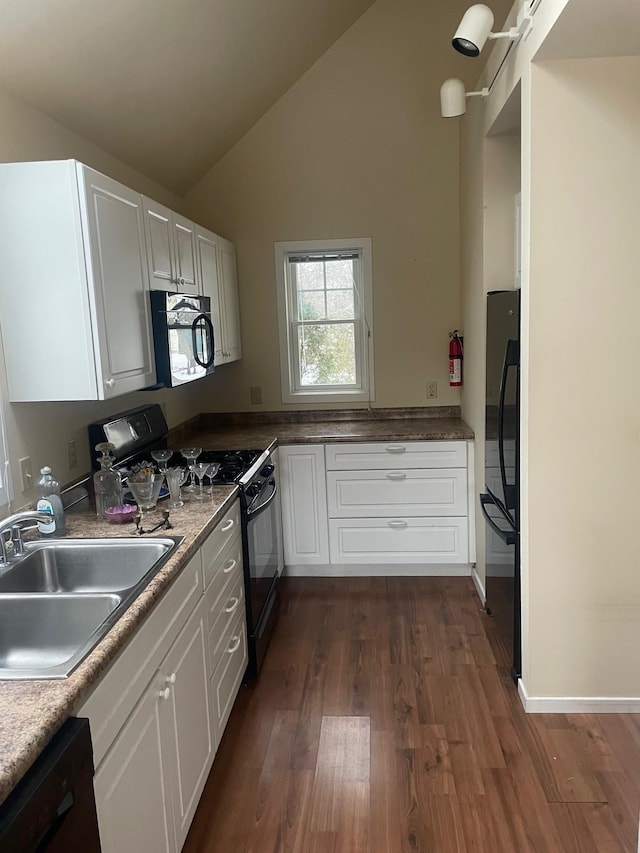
top-left (165, 467), bottom-right (188, 509)
top-left (127, 472), bottom-right (164, 520)
top-left (180, 447), bottom-right (202, 493)
top-left (151, 448), bottom-right (173, 473)
top-left (192, 462), bottom-right (212, 500)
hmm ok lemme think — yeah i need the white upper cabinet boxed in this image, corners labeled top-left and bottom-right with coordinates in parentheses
top-left (0, 160), bottom-right (156, 401)
top-left (195, 226), bottom-right (242, 365)
top-left (142, 197), bottom-right (198, 295)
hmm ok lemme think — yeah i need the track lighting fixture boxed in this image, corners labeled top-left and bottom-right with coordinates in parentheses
top-left (439, 78), bottom-right (488, 118)
top-left (452, 3), bottom-right (531, 57)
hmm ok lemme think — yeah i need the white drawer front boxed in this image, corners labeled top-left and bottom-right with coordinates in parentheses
top-left (329, 517), bottom-right (468, 564)
top-left (327, 469), bottom-right (467, 518)
top-left (325, 441), bottom-right (467, 470)
top-left (201, 500), bottom-right (241, 589)
top-left (210, 612), bottom-right (248, 745)
top-left (206, 571), bottom-right (245, 678)
top-left (203, 533), bottom-right (243, 614)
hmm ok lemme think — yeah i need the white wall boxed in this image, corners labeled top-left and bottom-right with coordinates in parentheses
top-left (0, 88), bottom-right (211, 506)
top-left (185, 0), bottom-right (512, 413)
top-left (527, 55), bottom-right (640, 697)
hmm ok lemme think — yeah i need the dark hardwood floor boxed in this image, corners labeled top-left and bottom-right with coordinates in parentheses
top-left (183, 577), bottom-right (640, 852)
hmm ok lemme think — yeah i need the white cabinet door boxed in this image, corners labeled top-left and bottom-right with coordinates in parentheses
top-left (279, 445), bottom-right (329, 566)
top-left (161, 597), bottom-right (214, 852)
top-left (79, 166), bottom-right (156, 398)
top-left (217, 236), bottom-right (242, 364)
top-left (172, 214), bottom-right (198, 294)
top-left (0, 160), bottom-right (156, 401)
top-left (195, 226), bottom-right (225, 365)
top-left (195, 228), bottom-right (242, 365)
top-left (143, 197), bottom-right (198, 295)
top-left (94, 673), bottom-right (175, 853)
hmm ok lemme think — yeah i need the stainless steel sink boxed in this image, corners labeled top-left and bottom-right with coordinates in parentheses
top-left (0, 535), bottom-right (183, 680)
top-left (0, 538), bottom-right (178, 594)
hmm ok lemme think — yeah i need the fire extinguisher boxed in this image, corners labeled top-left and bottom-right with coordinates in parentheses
top-left (449, 330), bottom-right (463, 387)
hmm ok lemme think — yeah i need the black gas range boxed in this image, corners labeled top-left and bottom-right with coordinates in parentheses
top-left (88, 404), bottom-right (283, 680)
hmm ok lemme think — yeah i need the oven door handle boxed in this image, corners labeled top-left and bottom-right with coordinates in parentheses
top-left (246, 479), bottom-right (277, 519)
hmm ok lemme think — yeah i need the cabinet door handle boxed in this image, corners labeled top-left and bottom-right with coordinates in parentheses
top-left (227, 635), bottom-right (241, 654)
top-left (221, 519), bottom-right (235, 532)
top-left (223, 558), bottom-right (237, 574)
top-left (223, 596), bottom-right (240, 614)
top-left (386, 471), bottom-right (407, 480)
top-left (105, 377), bottom-right (116, 388)
top-left (385, 444), bottom-right (406, 453)
top-left (158, 687), bottom-right (171, 701)
top-left (387, 519), bottom-right (408, 529)
top-left (165, 673), bottom-right (177, 685)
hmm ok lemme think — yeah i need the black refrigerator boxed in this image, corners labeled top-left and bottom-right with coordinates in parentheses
top-left (480, 290), bottom-right (521, 681)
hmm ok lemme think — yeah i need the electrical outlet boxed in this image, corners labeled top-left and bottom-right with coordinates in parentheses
top-left (250, 386), bottom-right (263, 405)
top-left (426, 380), bottom-right (438, 399)
top-left (19, 456), bottom-right (33, 493)
top-left (66, 439), bottom-right (77, 470)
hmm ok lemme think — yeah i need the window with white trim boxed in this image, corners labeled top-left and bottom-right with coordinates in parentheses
top-left (275, 238), bottom-right (374, 404)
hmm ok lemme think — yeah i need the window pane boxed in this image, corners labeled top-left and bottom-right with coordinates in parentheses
top-left (325, 259), bottom-right (354, 289)
top-left (298, 324), bottom-right (356, 386)
top-left (326, 290), bottom-right (354, 320)
top-left (298, 290), bottom-right (326, 321)
top-left (296, 262), bottom-right (324, 291)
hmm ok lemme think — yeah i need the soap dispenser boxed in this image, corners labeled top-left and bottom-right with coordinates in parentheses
top-left (94, 442), bottom-right (124, 518)
top-left (36, 466), bottom-right (66, 537)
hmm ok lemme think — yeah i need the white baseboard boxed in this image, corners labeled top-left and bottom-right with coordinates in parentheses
top-left (518, 680), bottom-right (640, 713)
top-left (282, 563), bottom-right (473, 578)
top-left (471, 567), bottom-right (486, 603)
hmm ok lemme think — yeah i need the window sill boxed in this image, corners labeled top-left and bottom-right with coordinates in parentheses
top-left (282, 389), bottom-right (374, 405)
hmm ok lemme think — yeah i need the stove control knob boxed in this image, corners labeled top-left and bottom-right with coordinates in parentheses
top-left (260, 464), bottom-right (275, 477)
top-left (246, 483), bottom-right (261, 497)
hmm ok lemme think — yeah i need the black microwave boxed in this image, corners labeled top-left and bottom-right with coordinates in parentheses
top-left (150, 291), bottom-right (215, 387)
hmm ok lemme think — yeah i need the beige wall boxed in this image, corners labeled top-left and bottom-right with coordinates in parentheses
top-left (185, 0), bottom-right (510, 413)
top-left (0, 89), bottom-right (206, 506)
top-left (527, 56), bottom-right (640, 696)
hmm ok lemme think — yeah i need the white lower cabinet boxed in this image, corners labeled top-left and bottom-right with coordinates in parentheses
top-left (280, 440), bottom-right (473, 574)
top-left (94, 598), bottom-right (211, 853)
top-left (80, 499), bottom-right (246, 853)
top-left (279, 445), bottom-right (329, 566)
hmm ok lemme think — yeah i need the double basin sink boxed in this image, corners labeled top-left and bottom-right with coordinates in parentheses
top-left (0, 536), bottom-right (183, 680)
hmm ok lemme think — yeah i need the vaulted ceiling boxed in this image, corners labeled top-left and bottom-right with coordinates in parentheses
top-left (0, 0), bottom-right (378, 194)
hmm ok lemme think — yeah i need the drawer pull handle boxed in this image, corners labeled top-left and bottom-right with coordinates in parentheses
top-left (223, 558), bottom-right (237, 574)
top-left (158, 687), bottom-right (171, 701)
top-left (221, 519), bottom-right (235, 532)
top-left (385, 445), bottom-right (406, 453)
top-left (386, 471), bottom-right (407, 480)
top-left (165, 673), bottom-right (177, 685)
top-left (227, 635), bottom-right (241, 654)
top-left (224, 596), bottom-right (240, 614)
top-left (388, 519), bottom-right (408, 529)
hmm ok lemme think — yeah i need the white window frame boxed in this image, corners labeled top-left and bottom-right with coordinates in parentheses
top-left (275, 238), bottom-right (374, 405)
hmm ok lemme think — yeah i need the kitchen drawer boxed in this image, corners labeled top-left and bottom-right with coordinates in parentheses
top-left (325, 441), bottom-right (467, 470)
top-left (79, 549), bottom-right (203, 768)
top-left (201, 500), bottom-right (241, 589)
top-left (210, 611), bottom-right (248, 745)
top-left (327, 469), bottom-right (467, 518)
top-left (203, 532), bottom-right (243, 617)
top-left (206, 570), bottom-right (245, 677)
top-left (329, 517), bottom-right (469, 564)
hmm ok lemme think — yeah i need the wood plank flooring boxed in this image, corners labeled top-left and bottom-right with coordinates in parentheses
top-left (183, 577), bottom-right (640, 852)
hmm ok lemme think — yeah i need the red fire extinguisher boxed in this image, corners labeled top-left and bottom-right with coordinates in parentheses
top-left (449, 330), bottom-right (463, 387)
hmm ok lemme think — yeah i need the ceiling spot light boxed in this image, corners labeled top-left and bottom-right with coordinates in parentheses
top-left (439, 78), bottom-right (488, 118)
top-left (452, 3), bottom-right (531, 57)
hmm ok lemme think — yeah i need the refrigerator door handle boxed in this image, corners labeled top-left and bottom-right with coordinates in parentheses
top-left (498, 338), bottom-right (519, 516)
top-left (480, 493), bottom-right (517, 546)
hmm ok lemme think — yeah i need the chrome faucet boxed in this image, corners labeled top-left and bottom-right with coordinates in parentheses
top-left (0, 510), bottom-right (55, 567)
